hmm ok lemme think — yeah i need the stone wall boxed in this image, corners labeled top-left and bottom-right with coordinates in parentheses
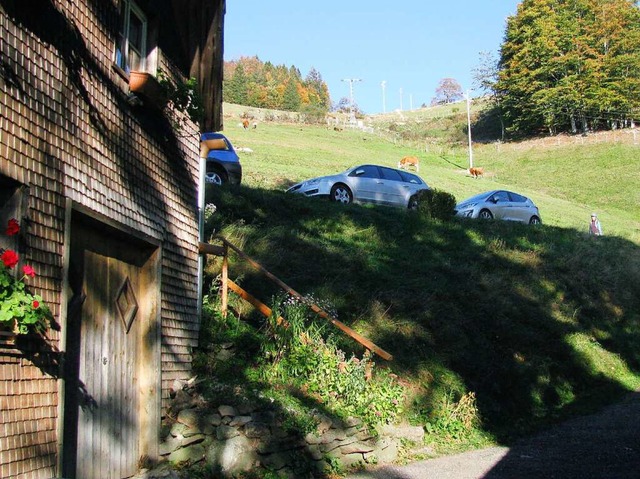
top-left (146, 382), bottom-right (424, 478)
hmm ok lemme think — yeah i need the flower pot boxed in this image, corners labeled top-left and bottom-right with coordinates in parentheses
top-left (129, 71), bottom-right (167, 109)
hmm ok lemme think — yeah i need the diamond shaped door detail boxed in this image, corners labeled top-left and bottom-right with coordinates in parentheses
top-left (115, 277), bottom-right (138, 333)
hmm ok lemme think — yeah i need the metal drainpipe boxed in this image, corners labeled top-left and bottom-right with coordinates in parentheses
top-left (197, 140), bottom-right (206, 321)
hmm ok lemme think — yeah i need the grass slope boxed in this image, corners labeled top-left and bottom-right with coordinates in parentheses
top-left (202, 105), bottom-right (640, 450)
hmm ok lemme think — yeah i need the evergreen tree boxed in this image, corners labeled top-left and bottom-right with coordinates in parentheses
top-left (282, 78), bottom-right (301, 111)
top-left (224, 63), bottom-right (248, 105)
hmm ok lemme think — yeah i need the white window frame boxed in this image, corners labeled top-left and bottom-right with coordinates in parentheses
top-left (115, 0), bottom-right (153, 74)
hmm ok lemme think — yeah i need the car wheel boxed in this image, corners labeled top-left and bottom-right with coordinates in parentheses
top-left (330, 184), bottom-right (353, 204)
top-left (529, 216), bottom-right (541, 225)
top-left (408, 195), bottom-right (419, 210)
top-left (479, 209), bottom-right (493, 220)
top-left (205, 170), bottom-right (226, 185)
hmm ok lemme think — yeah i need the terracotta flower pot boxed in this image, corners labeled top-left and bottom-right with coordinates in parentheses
top-left (129, 71), bottom-right (167, 109)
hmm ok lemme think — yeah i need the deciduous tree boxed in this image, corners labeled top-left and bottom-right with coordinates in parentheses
top-left (496, 0), bottom-right (640, 136)
top-left (432, 78), bottom-right (463, 105)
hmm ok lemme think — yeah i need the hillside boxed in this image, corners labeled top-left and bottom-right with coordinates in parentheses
top-left (196, 105), bottom-right (640, 472)
top-left (222, 102), bottom-right (639, 243)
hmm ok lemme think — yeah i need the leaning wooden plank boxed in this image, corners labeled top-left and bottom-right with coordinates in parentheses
top-left (218, 237), bottom-right (393, 361)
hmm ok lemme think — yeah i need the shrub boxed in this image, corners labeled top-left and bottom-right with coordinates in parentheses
top-left (415, 188), bottom-right (457, 220)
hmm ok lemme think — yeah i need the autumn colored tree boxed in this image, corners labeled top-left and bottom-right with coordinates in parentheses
top-left (496, 0), bottom-right (640, 136)
top-left (222, 57), bottom-right (331, 113)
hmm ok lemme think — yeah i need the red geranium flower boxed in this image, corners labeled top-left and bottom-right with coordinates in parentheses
top-left (5, 218), bottom-right (20, 236)
top-left (32, 300), bottom-right (40, 309)
top-left (23, 265), bottom-right (36, 277)
top-left (1, 250), bottom-right (19, 268)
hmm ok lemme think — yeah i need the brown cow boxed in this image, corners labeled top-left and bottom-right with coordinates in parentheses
top-left (242, 119), bottom-right (250, 129)
top-left (398, 156), bottom-right (419, 172)
top-left (469, 167), bottom-right (484, 178)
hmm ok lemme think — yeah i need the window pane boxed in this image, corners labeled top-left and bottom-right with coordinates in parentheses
top-left (493, 191), bottom-right (510, 203)
top-left (350, 165), bottom-right (379, 179)
top-left (399, 171), bottom-right (422, 184)
top-left (508, 192), bottom-right (527, 203)
top-left (114, 1), bottom-right (147, 73)
top-left (380, 167), bottom-right (403, 181)
top-left (129, 12), bottom-right (143, 52)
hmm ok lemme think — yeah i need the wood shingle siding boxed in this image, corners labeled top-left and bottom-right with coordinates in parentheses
top-left (1, 0), bottom-right (225, 477)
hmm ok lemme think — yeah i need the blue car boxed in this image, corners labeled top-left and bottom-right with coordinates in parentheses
top-left (200, 132), bottom-right (242, 185)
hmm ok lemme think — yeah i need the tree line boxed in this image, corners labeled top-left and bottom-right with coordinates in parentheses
top-left (475, 0), bottom-right (640, 137)
top-left (223, 56), bottom-right (331, 115)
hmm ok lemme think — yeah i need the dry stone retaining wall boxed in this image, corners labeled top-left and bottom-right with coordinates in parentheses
top-left (151, 386), bottom-right (422, 478)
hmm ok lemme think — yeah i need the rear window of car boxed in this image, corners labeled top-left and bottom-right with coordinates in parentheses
top-left (398, 171), bottom-right (423, 184)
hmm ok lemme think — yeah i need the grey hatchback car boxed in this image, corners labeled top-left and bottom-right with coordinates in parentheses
top-left (286, 164), bottom-right (430, 209)
top-left (455, 190), bottom-right (542, 224)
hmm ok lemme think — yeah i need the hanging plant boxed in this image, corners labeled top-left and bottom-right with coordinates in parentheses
top-left (0, 219), bottom-right (52, 335)
top-left (157, 70), bottom-right (204, 132)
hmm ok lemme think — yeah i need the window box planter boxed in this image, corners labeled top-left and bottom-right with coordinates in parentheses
top-left (129, 71), bottom-right (167, 109)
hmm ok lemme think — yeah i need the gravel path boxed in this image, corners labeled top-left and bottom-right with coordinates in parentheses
top-left (346, 392), bottom-right (640, 479)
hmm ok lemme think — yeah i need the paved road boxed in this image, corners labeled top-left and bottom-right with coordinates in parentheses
top-left (346, 392), bottom-right (640, 479)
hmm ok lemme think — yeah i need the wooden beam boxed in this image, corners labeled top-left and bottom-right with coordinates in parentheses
top-left (228, 280), bottom-right (286, 326)
top-left (199, 242), bottom-right (226, 257)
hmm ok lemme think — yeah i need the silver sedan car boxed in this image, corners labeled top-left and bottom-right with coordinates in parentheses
top-left (286, 164), bottom-right (430, 209)
top-left (455, 190), bottom-right (542, 224)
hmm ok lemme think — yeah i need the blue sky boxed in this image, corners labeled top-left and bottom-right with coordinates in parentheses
top-left (224, 1), bottom-right (522, 114)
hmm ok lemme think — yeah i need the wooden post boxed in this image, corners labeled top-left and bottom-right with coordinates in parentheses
top-left (221, 243), bottom-right (228, 317)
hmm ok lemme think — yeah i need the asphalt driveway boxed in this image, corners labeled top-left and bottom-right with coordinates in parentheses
top-left (346, 392), bottom-right (640, 479)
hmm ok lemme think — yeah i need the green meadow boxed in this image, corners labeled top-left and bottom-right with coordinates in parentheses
top-left (197, 103), bottom-right (640, 462)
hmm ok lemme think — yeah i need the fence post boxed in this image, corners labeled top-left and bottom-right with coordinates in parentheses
top-left (221, 243), bottom-right (229, 317)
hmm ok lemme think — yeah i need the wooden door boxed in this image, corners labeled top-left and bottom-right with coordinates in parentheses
top-left (63, 216), bottom-right (160, 479)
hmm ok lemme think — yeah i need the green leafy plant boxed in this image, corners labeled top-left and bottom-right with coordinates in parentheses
top-left (157, 70), bottom-right (204, 129)
top-left (260, 295), bottom-right (406, 429)
top-left (0, 219), bottom-right (52, 334)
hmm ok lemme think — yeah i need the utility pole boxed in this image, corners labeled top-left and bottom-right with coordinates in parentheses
top-left (466, 90), bottom-right (474, 169)
top-left (381, 80), bottom-right (386, 113)
top-left (342, 78), bottom-right (362, 124)
top-left (399, 87), bottom-right (403, 111)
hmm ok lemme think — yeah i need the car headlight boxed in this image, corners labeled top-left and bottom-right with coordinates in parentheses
top-left (303, 178), bottom-right (320, 187)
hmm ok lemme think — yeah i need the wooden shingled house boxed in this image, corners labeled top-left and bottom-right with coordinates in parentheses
top-left (0, 1), bottom-right (225, 477)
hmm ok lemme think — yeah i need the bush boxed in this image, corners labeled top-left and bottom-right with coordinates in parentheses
top-left (415, 189), bottom-right (457, 220)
